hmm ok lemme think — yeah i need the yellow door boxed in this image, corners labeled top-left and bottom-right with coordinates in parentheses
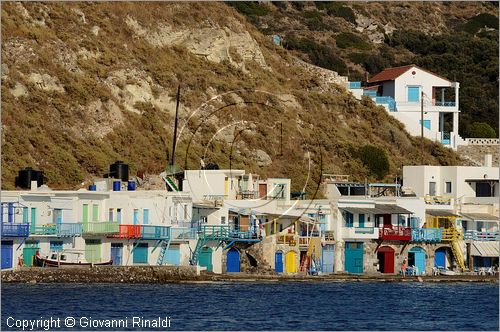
top-left (224, 178), bottom-right (229, 196)
top-left (285, 251), bottom-right (297, 273)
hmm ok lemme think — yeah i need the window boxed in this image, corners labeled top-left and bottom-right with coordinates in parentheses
top-left (31, 208), bottom-right (37, 226)
top-left (50, 241), bottom-right (63, 252)
top-left (82, 204), bottom-right (88, 223)
top-left (476, 182), bottom-right (493, 197)
top-left (22, 207), bottom-right (28, 223)
top-left (133, 209), bottom-right (139, 225)
top-left (117, 208), bottom-right (122, 224)
top-left (53, 209), bottom-right (62, 225)
top-left (445, 181), bottom-right (452, 194)
top-left (345, 212), bottom-right (354, 227)
top-left (221, 216), bottom-right (226, 224)
top-left (143, 209), bottom-right (149, 225)
top-left (183, 204), bottom-right (188, 220)
top-left (429, 182), bottom-right (436, 196)
top-left (272, 184), bottom-right (286, 200)
top-left (108, 209), bottom-right (114, 222)
top-left (92, 204), bottom-right (99, 221)
top-left (407, 86), bottom-right (420, 102)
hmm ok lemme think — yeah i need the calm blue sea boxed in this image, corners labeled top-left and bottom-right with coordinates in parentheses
top-left (1, 282), bottom-right (498, 331)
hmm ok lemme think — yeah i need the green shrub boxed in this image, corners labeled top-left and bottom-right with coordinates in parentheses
top-left (462, 13), bottom-right (498, 34)
top-left (336, 32), bottom-right (370, 50)
top-left (227, 1), bottom-right (270, 17)
top-left (358, 145), bottom-right (390, 180)
top-left (466, 122), bottom-right (498, 138)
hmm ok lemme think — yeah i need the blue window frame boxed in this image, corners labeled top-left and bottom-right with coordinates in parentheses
top-left (143, 209), bottom-right (149, 225)
top-left (133, 209), bottom-right (139, 225)
top-left (345, 212), bottom-right (354, 227)
top-left (420, 120), bottom-right (431, 130)
top-left (407, 86), bottom-right (420, 102)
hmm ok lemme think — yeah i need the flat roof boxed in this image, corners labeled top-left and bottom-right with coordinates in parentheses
top-left (426, 209), bottom-right (458, 217)
top-left (460, 213), bottom-right (498, 221)
top-left (471, 242), bottom-right (499, 257)
top-left (341, 204), bottom-right (411, 215)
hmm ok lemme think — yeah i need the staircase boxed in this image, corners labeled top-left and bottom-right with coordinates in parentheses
top-left (191, 238), bottom-right (209, 265)
top-left (450, 238), bottom-right (466, 270)
top-left (160, 167), bottom-right (180, 192)
top-left (299, 254), bottom-right (310, 272)
top-left (156, 240), bottom-right (170, 265)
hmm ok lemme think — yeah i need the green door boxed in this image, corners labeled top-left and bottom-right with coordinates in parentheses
top-left (199, 247), bottom-right (213, 272)
top-left (133, 243), bottom-right (149, 264)
top-left (23, 241), bottom-right (40, 267)
top-left (82, 204), bottom-right (89, 223)
top-left (344, 242), bottom-right (364, 273)
top-left (85, 239), bottom-right (101, 263)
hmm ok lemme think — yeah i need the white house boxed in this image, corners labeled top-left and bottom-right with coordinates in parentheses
top-left (348, 65), bottom-right (464, 150)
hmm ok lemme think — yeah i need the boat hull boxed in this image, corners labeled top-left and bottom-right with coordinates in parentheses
top-left (34, 255), bottom-right (112, 267)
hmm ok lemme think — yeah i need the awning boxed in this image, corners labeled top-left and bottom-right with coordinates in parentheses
top-left (465, 179), bottom-right (498, 182)
top-left (426, 209), bottom-right (458, 217)
top-left (460, 213), bottom-right (498, 221)
top-left (471, 242), bottom-right (499, 257)
top-left (340, 204), bottom-right (411, 215)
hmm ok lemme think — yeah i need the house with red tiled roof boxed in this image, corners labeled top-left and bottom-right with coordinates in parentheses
top-left (348, 65), bottom-right (464, 150)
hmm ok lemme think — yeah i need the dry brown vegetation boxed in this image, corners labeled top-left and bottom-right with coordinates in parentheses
top-left (1, 2), bottom-right (461, 194)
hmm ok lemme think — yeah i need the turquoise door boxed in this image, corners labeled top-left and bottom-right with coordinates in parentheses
top-left (409, 246), bottom-right (426, 275)
top-left (435, 248), bottom-right (446, 268)
top-left (111, 244), bottom-right (123, 265)
top-left (275, 251), bottom-right (283, 273)
top-left (359, 214), bottom-right (365, 228)
top-left (133, 243), bottom-right (148, 264)
top-left (198, 247), bottom-right (213, 272)
top-left (143, 209), bottom-right (149, 224)
top-left (407, 86), bottom-right (420, 102)
top-left (322, 244), bottom-right (334, 273)
top-left (133, 209), bottom-right (139, 225)
top-left (345, 242), bottom-right (363, 273)
top-left (163, 246), bottom-right (180, 266)
top-left (226, 248), bottom-right (240, 273)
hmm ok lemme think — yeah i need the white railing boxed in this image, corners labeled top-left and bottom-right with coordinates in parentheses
top-left (464, 138), bottom-right (499, 145)
top-left (342, 227), bottom-right (378, 240)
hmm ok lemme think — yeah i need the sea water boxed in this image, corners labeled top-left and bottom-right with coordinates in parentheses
top-left (1, 282), bottom-right (498, 330)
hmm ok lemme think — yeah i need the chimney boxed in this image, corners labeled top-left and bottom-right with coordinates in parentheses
top-left (364, 72), bottom-right (369, 83)
top-left (484, 154), bottom-right (492, 167)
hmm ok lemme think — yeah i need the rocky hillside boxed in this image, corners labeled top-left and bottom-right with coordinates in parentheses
top-left (1, 2), bottom-right (461, 193)
top-left (235, 1), bottom-right (499, 136)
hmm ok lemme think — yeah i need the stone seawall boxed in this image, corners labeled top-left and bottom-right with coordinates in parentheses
top-left (1, 267), bottom-right (498, 284)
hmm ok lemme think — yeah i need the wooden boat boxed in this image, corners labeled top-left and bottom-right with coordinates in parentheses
top-left (34, 250), bottom-right (112, 267)
top-left (438, 267), bottom-right (456, 275)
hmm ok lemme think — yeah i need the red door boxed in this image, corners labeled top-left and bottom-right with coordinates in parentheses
top-left (259, 183), bottom-right (267, 198)
top-left (378, 246), bottom-right (395, 273)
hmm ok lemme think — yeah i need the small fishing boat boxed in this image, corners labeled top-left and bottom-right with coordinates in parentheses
top-left (437, 267), bottom-right (456, 276)
top-left (34, 250), bottom-right (112, 267)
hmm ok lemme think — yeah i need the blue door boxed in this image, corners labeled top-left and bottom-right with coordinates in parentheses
top-left (226, 248), bottom-right (240, 273)
top-left (133, 243), bottom-right (148, 264)
top-left (409, 247), bottom-right (426, 275)
top-left (111, 244), bottom-right (123, 265)
top-left (1, 241), bottom-right (13, 269)
top-left (163, 246), bottom-right (180, 266)
top-left (199, 247), bottom-right (213, 272)
top-left (345, 242), bottom-right (363, 273)
top-left (359, 214), bottom-right (365, 228)
top-left (275, 251), bottom-right (283, 273)
top-left (407, 86), bottom-right (420, 102)
top-left (322, 244), bottom-right (334, 273)
top-left (435, 248), bottom-right (446, 268)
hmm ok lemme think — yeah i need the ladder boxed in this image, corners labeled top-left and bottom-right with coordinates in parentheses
top-left (450, 238), bottom-right (465, 270)
top-left (156, 240), bottom-right (171, 266)
top-left (190, 238), bottom-right (208, 266)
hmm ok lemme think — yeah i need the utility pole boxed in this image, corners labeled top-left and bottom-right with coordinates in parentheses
top-left (420, 91), bottom-right (424, 165)
top-left (171, 85), bottom-right (181, 167)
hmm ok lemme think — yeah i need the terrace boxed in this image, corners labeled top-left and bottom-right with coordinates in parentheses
top-left (32, 223), bottom-right (83, 237)
top-left (1, 223), bottom-right (29, 237)
top-left (83, 222), bottom-right (119, 235)
top-left (141, 225), bottom-right (170, 240)
top-left (109, 224), bottom-right (142, 239)
top-left (464, 230), bottom-right (499, 241)
top-left (379, 226), bottom-right (412, 241)
top-left (411, 228), bottom-right (442, 242)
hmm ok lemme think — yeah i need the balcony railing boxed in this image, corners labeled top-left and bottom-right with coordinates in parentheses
top-left (32, 224), bottom-right (58, 235)
top-left (324, 231), bottom-right (335, 242)
top-left (348, 81), bottom-right (361, 89)
top-left (83, 222), bottom-right (119, 235)
top-left (57, 223), bottom-right (83, 237)
top-left (379, 226), bottom-right (412, 241)
top-left (424, 195), bottom-right (452, 205)
top-left (171, 227), bottom-right (197, 240)
top-left (363, 90), bottom-right (377, 97)
top-left (141, 225), bottom-right (170, 240)
top-left (434, 101), bottom-right (456, 107)
top-left (342, 227), bottom-right (378, 240)
top-left (1, 223), bottom-right (29, 237)
top-left (110, 225), bottom-right (142, 239)
top-left (277, 233), bottom-right (297, 246)
top-left (411, 228), bottom-right (442, 242)
top-left (464, 230), bottom-right (499, 241)
top-left (374, 96), bottom-right (396, 111)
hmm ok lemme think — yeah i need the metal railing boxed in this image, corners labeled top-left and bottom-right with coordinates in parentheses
top-left (141, 225), bottom-right (170, 240)
top-left (411, 228), bottom-right (442, 242)
top-left (379, 226), bottom-right (412, 241)
top-left (348, 81), bottom-right (362, 89)
top-left (110, 224), bottom-right (142, 238)
top-left (277, 233), bottom-right (297, 246)
top-left (170, 227), bottom-right (197, 240)
top-left (434, 101), bottom-right (456, 107)
top-left (374, 96), bottom-right (397, 111)
top-left (83, 222), bottom-right (119, 235)
top-left (424, 195), bottom-right (452, 205)
top-left (441, 228), bottom-right (462, 241)
top-left (464, 230), bottom-right (499, 241)
top-left (1, 223), bottom-right (30, 237)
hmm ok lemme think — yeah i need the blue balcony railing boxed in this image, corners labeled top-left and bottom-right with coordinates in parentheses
top-left (434, 101), bottom-right (456, 107)
top-left (354, 227), bottom-right (376, 234)
top-left (57, 223), bottom-right (83, 237)
top-left (170, 227), bottom-right (196, 240)
top-left (375, 96), bottom-right (397, 111)
top-left (464, 230), bottom-right (499, 241)
top-left (363, 90), bottom-right (377, 97)
top-left (1, 223), bottom-right (30, 237)
top-left (411, 228), bottom-right (442, 242)
top-left (348, 81), bottom-right (361, 89)
top-left (141, 225), bottom-right (170, 240)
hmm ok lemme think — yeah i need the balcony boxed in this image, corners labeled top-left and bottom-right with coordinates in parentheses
top-left (374, 96), bottom-right (396, 111)
top-left (434, 101), bottom-right (456, 107)
top-left (170, 227), bottom-right (196, 241)
top-left (110, 225), bottom-right (142, 239)
top-left (424, 195), bottom-right (452, 205)
top-left (1, 223), bottom-right (29, 237)
top-left (464, 230), bottom-right (499, 241)
top-left (348, 81), bottom-right (361, 89)
top-left (379, 226), bottom-right (412, 241)
top-left (83, 222), bottom-right (119, 235)
top-left (411, 228), bottom-right (442, 242)
top-left (277, 233), bottom-right (297, 246)
top-left (57, 223), bottom-right (83, 237)
top-left (32, 224), bottom-right (58, 236)
top-left (342, 227), bottom-right (379, 240)
top-left (141, 225), bottom-right (170, 240)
